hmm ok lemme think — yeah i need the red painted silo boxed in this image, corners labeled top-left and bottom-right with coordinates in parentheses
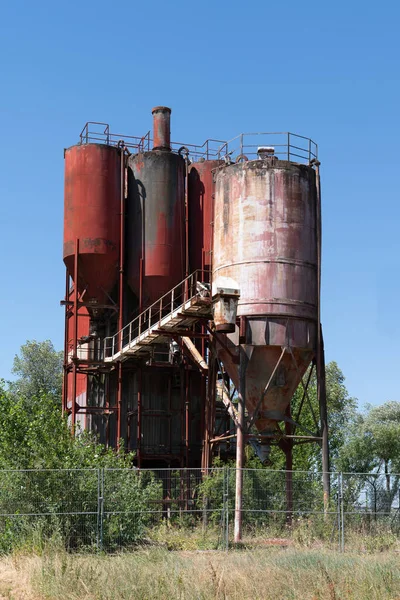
top-left (188, 159), bottom-right (223, 272)
top-left (64, 144), bottom-right (121, 306)
top-left (126, 108), bottom-right (185, 305)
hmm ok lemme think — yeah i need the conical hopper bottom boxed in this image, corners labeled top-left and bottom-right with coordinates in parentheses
top-left (216, 338), bottom-right (313, 434)
top-left (242, 345), bottom-right (313, 433)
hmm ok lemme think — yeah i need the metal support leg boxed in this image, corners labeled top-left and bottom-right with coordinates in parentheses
top-left (234, 346), bottom-right (246, 544)
top-left (71, 239), bottom-right (79, 434)
top-left (318, 325), bottom-right (330, 506)
top-left (202, 354), bottom-right (216, 473)
top-left (285, 410), bottom-right (293, 525)
top-left (62, 268), bottom-right (70, 416)
top-left (137, 368), bottom-right (142, 468)
top-left (116, 362), bottom-right (122, 447)
top-left (315, 160), bottom-right (330, 506)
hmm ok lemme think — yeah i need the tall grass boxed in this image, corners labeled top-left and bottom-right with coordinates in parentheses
top-left (0, 548), bottom-right (398, 599)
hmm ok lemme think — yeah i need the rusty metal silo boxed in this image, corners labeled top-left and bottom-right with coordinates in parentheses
top-left (126, 107), bottom-right (185, 306)
top-left (63, 142), bottom-right (122, 432)
top-left (64, 144), bottom-right (121, 308)
top-left (188, 159), bottom-right (223, 272)
top-left (213, 157), bottom-right (318, 436)
top-left (212, 145), bottom-right (327, 541)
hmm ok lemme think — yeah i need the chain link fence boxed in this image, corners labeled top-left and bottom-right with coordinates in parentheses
top-left (0, 468), bottom-right (398, 552)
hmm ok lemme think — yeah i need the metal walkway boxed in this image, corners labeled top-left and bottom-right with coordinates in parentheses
top-left (103, 270), bottom-right (212, 363)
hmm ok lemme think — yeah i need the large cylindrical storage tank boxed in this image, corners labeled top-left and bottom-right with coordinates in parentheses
top-left (126, 109), bottom-right (185, 306)
top-left (64, 144), bottom-right (121, 306)
top-left (188, 159), bottom-right (223, 272)
top-left (213, 158), bottom-right (318, 434)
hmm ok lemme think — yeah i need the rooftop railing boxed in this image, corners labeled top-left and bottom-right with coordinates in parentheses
top-left (77, 123), bottom-right (317, 165)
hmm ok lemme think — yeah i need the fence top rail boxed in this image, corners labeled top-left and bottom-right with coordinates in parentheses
top-left (102, 467), bottom-right (333, 474)
top-left (237, 468), bottom-right (337, 475)
top-left (0, 467), bottom-right (398, 477)
top-left (341, 471), bottom-right (400, 477)
top-left (0, 468), bottom-right (100, 473)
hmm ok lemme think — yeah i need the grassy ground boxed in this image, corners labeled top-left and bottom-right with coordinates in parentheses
top-left (0, 548), bottom-right (399, 600)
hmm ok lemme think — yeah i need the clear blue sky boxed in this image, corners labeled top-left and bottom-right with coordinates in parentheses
top-left (0, 1), bottom-right (398, 408)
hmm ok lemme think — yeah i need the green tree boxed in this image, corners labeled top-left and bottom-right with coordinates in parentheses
top-left (0, 379), bottom-right (126, 470)
top-left (11, 340), bottom-right (63, 399)
top-left (337, 401), bottom-right (400, 509)
top-left (338, 402), bottom-right (400, 474)
top-left (265, 361), bottom-right (358, 471)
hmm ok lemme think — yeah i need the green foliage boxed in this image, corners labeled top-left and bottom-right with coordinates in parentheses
top-left (0, 338), bottom-right (163, 552)
top-left (288, 361), bottom-right (358, 471)
top-left (148, 522), bottom-right (221, 550)
top-left (363, 402), bottom-right (400, 470)
top-left (0, 468), bottom-right (163, 553)
top-left (337, 401), bottom-right (400, 513)
top-left (338, 401), bottom-right (400, 474)
top-left (2, 338), bottom-right (400, 555)
top-left (103, 469), bottom-right (163, 549)
top-left (11, 340), bottom-right (63, 399)
top-left (198, 464), bottom-right (328, 529)
top-left (0, 379), bottom-right (132, 470)
top-left (237, 361), bottom-right (358, 471)
top-left (291, 515), bottom-right (335, 547)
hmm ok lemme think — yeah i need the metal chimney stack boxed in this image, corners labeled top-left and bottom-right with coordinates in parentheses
top-left (152, 106), bottom-right (171, 151)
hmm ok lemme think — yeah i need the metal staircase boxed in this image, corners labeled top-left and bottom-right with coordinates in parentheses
top-left (103, 270), bottom-right (212, 363)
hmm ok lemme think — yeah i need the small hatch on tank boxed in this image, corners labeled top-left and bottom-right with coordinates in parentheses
top-left (257, 146), bottom-right (275, 159)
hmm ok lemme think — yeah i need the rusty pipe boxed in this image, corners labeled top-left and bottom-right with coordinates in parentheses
top-left (118, 148), bottom-right (126, 336)
top-left (62, 268), bottom-right (70, 416)
top-left (71, 238), bottom-right (80, 435)
top-left (185, 369), bottom-right (189, 467)
top-left (152, 106), bottom-right (171, 151)
top-left (179, 146), bottom-right (190, 280)
top-left (117, 140), bottom-right (131, 156)
top-left (116, 148), bottom-right (126, 446)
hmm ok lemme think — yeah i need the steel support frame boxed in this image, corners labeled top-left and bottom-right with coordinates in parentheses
top-left (209, 309), bottom-right (329, 542)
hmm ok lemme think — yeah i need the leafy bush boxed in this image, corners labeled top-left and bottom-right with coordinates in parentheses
top-left (0, 381), bottom-right (163, 552)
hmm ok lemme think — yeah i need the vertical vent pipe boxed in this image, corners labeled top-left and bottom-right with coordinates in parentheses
top-left (152, 106), bottom-right (171, 151)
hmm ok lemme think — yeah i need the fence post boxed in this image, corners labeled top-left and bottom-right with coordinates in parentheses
top-left (337, 472), bottom-right (345, 552)
top-left (97, 468), bottom-right (104, 552)
top-left (341, 472), bottom-right (345, 552)
top-left (97, 468), bottom-right (101, 551)
top-left (222, 466), bottom-right (229, 551)
top-left (221, 467), bottom-right (225, 548)
top-left (336, 472), bottom-right (341, 551)
top-left (226, 467), bottom-right (230, 550)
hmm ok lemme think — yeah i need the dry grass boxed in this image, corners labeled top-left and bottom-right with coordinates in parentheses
top-left (0, 548), bottom-right (398, 599)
